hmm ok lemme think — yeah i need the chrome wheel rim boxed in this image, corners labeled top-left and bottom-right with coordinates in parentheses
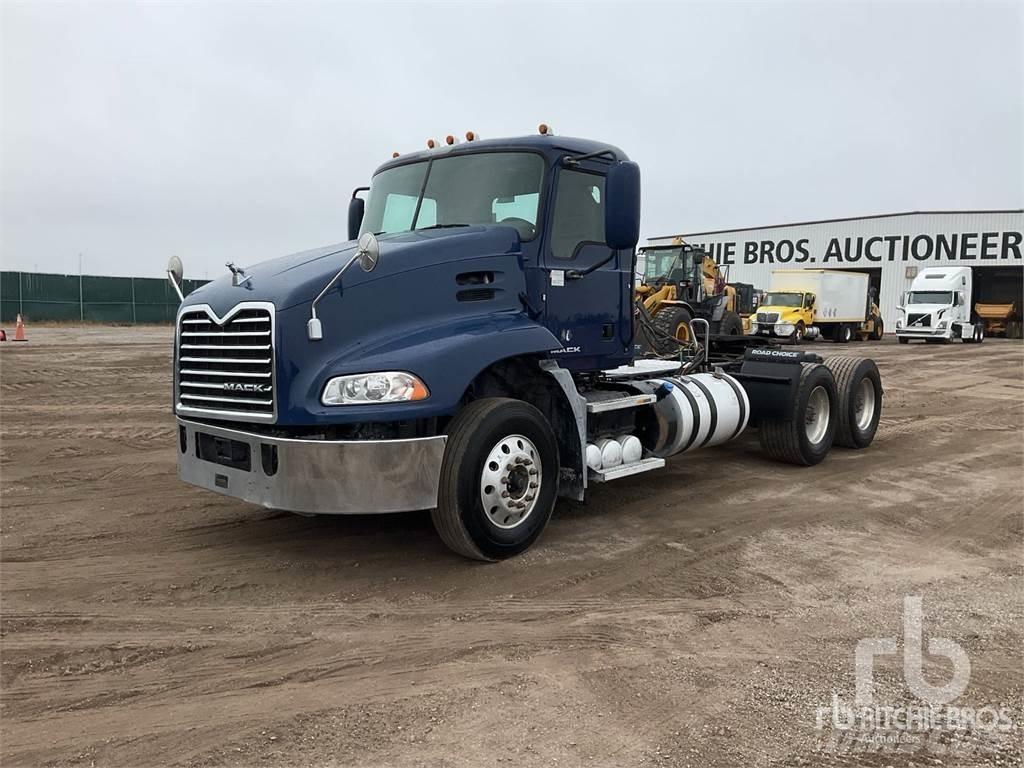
top-left (853, 377), bottom-right (876, 431)
top-left (805, 385), bottom-right (831, 445)
top-left (480, 434), bottom-right (541, 529)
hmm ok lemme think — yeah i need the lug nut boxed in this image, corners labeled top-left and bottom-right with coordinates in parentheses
top-left (529, 482), bottom-right (539, 489)
top-left (528, 468), bottom-right (538, 475)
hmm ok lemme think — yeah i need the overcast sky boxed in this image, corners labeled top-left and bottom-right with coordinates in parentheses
top-left (1, 1), bottom-right (1021, 279)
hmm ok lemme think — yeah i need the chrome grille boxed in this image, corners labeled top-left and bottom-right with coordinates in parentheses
top-left (176, 304), bottom-right (275, 422)
top-left (757, 312), bottom-right (779, 324)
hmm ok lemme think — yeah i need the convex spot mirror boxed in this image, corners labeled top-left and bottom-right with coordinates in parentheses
top-left (167, 255), bottom-right (183, 286)
top-left (357, 232), bottom-right (380, 273)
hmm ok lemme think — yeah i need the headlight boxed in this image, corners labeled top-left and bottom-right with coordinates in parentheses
top-left (937, 320), bottom-right (948, 329)
top-left (776, 323), bottom-right (794, 334)
top-left (750, 323), bottom-right (759, 333)
top-left (322, 372), bottom-right (429, 405)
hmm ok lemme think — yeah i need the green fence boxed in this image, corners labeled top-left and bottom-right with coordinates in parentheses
top-left (0, 271), bottom-right (208, 324)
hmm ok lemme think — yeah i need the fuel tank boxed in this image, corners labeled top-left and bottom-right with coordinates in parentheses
top-left (634, 372), bottom-right (750, 458)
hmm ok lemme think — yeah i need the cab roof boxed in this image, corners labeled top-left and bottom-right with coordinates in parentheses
top-left (373, 134), bottom-right (629, 175)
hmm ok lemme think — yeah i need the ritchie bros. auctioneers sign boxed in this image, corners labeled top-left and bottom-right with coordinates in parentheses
top-left (685, 229), bottom-right (1022, 267)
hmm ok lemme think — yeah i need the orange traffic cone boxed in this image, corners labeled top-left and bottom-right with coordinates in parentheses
top-left (13, 314), bottom-right (27, 342)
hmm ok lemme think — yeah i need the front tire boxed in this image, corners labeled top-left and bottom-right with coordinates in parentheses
top-left (758, 363), bottom-right (838, 466)
top-left (432, 398), bottom-right (559, 561)
top-left (823, 356), bottom-right (882, 448)
top-left (793, 321), bottom-right (806, 345)
top-left (870, 318), bottom-right (884, 341)
top-left (650, 305), bottom-right (694, 354)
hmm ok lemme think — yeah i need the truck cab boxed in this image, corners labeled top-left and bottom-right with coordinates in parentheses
top-left (168, 129), bottom-right (884, 561)
top-left (752, 290), bottom-right (815, 341)
top-left (896, 266), bottom-right (984, 344)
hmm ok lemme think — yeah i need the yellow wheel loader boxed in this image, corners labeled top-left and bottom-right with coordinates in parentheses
top-left (635, 241), bottom-right (756, 354)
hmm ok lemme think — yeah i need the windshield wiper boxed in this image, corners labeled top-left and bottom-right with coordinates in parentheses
top-left (416, 224), bottom-right (472, 231)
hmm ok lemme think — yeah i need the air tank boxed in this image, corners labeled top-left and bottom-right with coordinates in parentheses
top-left (635, 372), bottom-right (750, 458)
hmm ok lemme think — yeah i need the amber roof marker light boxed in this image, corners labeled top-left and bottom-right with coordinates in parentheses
top-left (445, 135), bottom-right (458, 145)
top-left (465, 131), bottom-right (477, 142)
top-left (538, 123), bottom-right (553, 135)
top-left (426, 138), bottom-right (438, 149)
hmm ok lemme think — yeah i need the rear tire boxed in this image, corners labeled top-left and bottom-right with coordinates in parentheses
top-left (870, 318), bottom-right (884, 341)
top-left (758, 363), bottom-right (838, 466)
top-left (432, 398), bottom-right (559, 561)
top-left (718, 311), bottom-right (744, 336)
top-left (822, 356), bottom-right (882, 448)
top-left (836, 324), bottom-right (853, 344)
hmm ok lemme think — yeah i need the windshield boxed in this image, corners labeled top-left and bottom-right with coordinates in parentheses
top-left (763, 292), bottom-right (804, 307)
top-left (908, 291), bottom-right (953, 305)
top-left (360, 152), bottom-right (546, 240)
top-left (640, 247), bottom-right (684, 281)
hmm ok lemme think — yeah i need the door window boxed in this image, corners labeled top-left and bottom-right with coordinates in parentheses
top-left (550, 170), bottom-right (606, 260)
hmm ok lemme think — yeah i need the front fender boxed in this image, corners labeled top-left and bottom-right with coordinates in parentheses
top-left (277, 309), bottom-right (560, 425)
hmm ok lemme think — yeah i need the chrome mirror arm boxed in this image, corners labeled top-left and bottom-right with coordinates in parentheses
top-left (307, 251), bottom-right (361, 341)
top-left (167, 270), bottom-right (185, 302)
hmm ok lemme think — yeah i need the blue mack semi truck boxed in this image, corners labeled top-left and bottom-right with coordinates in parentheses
top-left (167, 126), bottom-right (883, 560)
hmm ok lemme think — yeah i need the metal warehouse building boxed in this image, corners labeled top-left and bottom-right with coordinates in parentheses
top-left (647, 210), bottom-right (1023, 328)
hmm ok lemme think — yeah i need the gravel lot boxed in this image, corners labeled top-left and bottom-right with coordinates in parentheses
top-left (2, 327), bottom-right (1021, 767)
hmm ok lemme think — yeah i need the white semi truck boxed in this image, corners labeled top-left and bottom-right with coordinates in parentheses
top-left (895, 266), bottom-right (985, 344)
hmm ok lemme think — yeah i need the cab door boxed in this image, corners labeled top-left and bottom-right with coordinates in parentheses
top-left (541, 164), bottom-right (632, 372)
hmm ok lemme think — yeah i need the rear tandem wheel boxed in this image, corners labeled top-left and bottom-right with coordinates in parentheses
top-left (758, 363), bottom-right (838, 466)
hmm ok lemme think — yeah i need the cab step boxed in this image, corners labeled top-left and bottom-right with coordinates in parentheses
top-left (585, 392), bottom-right (656, 414)
top-left (588, 456), bottom-right (665, 483)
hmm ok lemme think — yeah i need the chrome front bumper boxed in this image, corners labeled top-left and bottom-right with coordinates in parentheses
top-left (176, 418), bottom-right (447, 515)
top-left (896, 327), bottom-right (948, 338)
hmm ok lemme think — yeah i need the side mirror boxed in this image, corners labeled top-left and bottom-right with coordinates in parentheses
top-left (604, 161), bottom-right (641, 251)
top-left (166, 255), bottom-right (185, 301)
top-left (347, 195), bottom-right (365, 241)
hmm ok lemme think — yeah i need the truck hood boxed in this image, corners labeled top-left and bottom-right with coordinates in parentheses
top-left (757, 305), bottom-right (803, 319)
top-left (902, 303), bottom-right (953, 314)
top-left (180, 226), bottom-right (523, 317)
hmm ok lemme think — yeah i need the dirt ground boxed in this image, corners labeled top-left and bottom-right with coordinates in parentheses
top-left (1, 327), bottom-right (1021, 767)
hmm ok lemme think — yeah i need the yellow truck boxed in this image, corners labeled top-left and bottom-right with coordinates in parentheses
top-left (751, 269), bottom-right (884, 344)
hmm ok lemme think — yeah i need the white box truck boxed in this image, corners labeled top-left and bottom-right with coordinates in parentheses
top-left (751, 270), bottom-right (883, 344)
top-left (895, 266), bottom-right (984, 344)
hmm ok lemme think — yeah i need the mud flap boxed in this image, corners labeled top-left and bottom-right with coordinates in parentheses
top-left (731, 347), bottom-right (823, 423)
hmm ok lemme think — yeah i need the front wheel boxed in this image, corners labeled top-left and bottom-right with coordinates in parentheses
top-left (870, 318), bottom-right (884, 341)
top-left (793, 321), bottom-right (806, 344)
top-left (432, 398), bottom-right (559, 561)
